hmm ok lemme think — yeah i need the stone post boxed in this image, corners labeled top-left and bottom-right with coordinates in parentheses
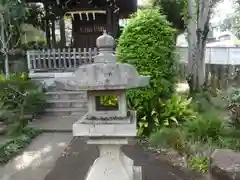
top-left (55, 30), bottom-right (150, 180)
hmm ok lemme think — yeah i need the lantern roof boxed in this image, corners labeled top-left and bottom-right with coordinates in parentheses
top-left (56, 31), bottom-right (150, 91)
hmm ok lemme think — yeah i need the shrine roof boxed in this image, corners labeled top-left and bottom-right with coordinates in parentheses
top-left (26, 0), bottom-right (137, 17)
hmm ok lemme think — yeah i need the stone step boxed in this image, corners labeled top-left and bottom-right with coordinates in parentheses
top-left (43, 111), bottom-right (86, 117)
top-left (47, 99), bottom-right (87, 103)
top-left (47, 101), bottom-right (87, 108)
top-left (45, 91), bottom-right (86, 95)
top-left (45, 107), bottom-right (87, 112)
top-left (44, 107), bottom-right (87, 116)
top-left (46, 93), bottom-right (87, 101)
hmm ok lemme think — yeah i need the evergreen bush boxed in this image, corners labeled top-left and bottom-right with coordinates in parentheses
top-left (117, 8), bottom-right (178, 135)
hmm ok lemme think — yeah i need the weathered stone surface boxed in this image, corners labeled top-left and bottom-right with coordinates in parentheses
top-left (63, 31), bottom-right (149, 180)
top-left (210, 149), bottom-right (240, 180)
top-left (55, 32), bottom-right (150, 91)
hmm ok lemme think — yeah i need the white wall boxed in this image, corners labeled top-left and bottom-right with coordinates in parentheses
top-left (177, 47), bottom-right (240, 65)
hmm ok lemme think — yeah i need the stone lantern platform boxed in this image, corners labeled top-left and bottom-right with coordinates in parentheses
top-left (55, 30), bottom-right (150, 180)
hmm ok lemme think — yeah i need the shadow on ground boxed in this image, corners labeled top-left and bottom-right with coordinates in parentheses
top-left (45, 137), bottom-right (204, 180)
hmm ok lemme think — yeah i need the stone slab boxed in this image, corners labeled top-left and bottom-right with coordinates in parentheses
top-left (28, 116), bottom-right (79, 132)
top-left (133, 166), bottom-right (142, 180)
top-left (211, 149), bottom-right (240, 180)
top-left (73, 111), bottom-right (137, 137)
top-left (73, 120), bottom-right (137, 137)
top-left (0, 133), bottom-right (73, 180)
top-left (87, 138), bottom-right (129, 145)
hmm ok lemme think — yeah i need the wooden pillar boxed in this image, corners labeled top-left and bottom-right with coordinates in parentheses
top-left (59, 16), bottom-right (66, 47)
top-left (51, 20), bottom-right (56, 48)
top-left (112, 11), bottom-right (119, 38)
top-left (106, 8), bottom-right (112, 35)
top-left (44, 3), bottom-right (51, 48)
top-left (72, 17), bottom-right (77, 47)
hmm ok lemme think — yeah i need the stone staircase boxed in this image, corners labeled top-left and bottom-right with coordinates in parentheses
top-left (44, 90), bottom-right (88, 117)
top-left (29, 89), bottom-right (88, 131)
top-left (28, 74), bottom-right (88, 131)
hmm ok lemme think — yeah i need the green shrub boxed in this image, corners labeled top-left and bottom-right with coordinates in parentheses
top-left (188, 155), bottom-right (209, 173)
top-left (117, 8), bottom-right (178, 136)
top-left (21, 40), bottom-right (47, 50)
top-left (183, 111), bottom-right (227, 143)
top-left (225, 88), bottom-right (240, 125)
top-left (0, 73), bottom-right (46, 125)
top-left (0, 127), bottom-right (41, 164)
top-left (149, 127), bottom-right (190, 155)
top-left (138, 94), bottom-right (196, 135)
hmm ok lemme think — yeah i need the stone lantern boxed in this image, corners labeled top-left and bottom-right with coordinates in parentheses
top-left (56, 31), bottom-right (150, 180)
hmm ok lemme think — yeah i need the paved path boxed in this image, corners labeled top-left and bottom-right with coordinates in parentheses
top-left (28, 116), bottom-right (78, 132)
top-left (0, 133), bottom-right (72, 180)
top-left (1, 116), bottom-right (205, 180)
top-left (45, 138), bottom-right (204, 180)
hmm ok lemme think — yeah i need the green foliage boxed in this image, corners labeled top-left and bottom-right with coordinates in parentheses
top-left (148, 90), bottom-right (240, 173)
top-left (117, 8), bottom-right (178, 136)
top-left (0, 0), bottom-right (27, 46)
top-left (221, 88), bottom-right (240, 125)
top-left (188, 155), bottom-right (209, 173)
top-left (159, 95), bottom-right (196, 126)
top-left (149, 0), bottom-right (185, 33)
top-left (21, 40), bottom-right (47, 50)
top-left (138, 94), bottom-right (196, 136)
top-left (183, 111), bottom-right (227, 143)
top-left (227, 88), bottom-right (240, 104)
top-left (0, 127), bottom-right (41, 164)
top-left (100, 96), bottom-right (118, 106)
top-left (149, 127), bottom-right (190, 155)
top-left (25, 3), bottom-right (44, 30)
top-left (0, 73), bottom-right (46, 126)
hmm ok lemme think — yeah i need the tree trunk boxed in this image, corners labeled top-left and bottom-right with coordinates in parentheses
top-left (51, 20), bottom-right (56, 48)
top-left (4, 54), bottom-right (9, 77)
top-left (44, 3), bottom-right (51, 48)
top-left (0, 15), bottom-right (9, 77)
top-left (187, 0), bottom-right (211, 91)
top-left (59, 16), bottom-right (66, 47)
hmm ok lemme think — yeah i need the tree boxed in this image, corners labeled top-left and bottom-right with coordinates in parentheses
top-left (148, 0), bottom-right (185, 34)
top-left (148, 0), bottom-right (220, 90)
top-left (0, 0), bottom-right (27, 76)
top-left (25, 3), bottom-right (45, 31)
top-left (220, 15), bottom-right (240, 38)
top-left (220, 1), bottom-right (240, 39)
top-left (186, 0), bottom-right (220, 90)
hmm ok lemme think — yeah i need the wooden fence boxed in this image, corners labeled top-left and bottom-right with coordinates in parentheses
top-left (179, 63), bottom-right (240, 90)
top-left (27, 48), bottom-right (98, 72)
top-left (177, 47), bottom-right (240, 64)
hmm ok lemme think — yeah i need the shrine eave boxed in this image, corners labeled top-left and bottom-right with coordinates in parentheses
top-left (26, 0), bottom-right (137, 15)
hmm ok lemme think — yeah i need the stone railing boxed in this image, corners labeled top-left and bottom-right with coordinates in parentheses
top-left (27, 48), bottom-right (98, 72)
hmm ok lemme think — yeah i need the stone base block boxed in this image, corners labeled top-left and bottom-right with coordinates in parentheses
top-left (73, 121), bottom-right (137, 137)
top-left (84, 142), bottom-right (142, 180)
top-left (133, 166), bottom-right (142, 180)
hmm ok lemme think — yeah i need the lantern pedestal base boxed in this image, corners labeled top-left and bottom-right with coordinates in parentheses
top-left (84, 138), bottom-right (142, 180)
